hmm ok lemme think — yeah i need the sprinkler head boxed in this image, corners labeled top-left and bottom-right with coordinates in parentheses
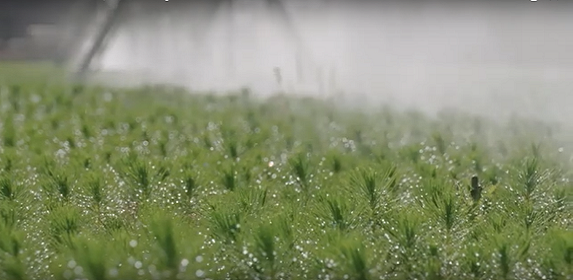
top-left (470, 175), bottom-right (482, 202)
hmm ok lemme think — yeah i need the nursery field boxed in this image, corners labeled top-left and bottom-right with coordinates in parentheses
top-left (0, 70), bottom-right (572, 280)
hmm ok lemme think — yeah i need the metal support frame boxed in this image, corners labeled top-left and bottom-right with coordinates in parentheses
top-left (72, 0), bottom-right (312, 84)
top-left (74, 0), bottom-right (128, 78)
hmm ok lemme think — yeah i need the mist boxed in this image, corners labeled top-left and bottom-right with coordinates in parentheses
top-left (93, 1), bottom-right (573, 123)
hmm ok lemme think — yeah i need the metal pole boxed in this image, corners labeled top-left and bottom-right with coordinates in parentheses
top-left (75, 0), bottom-right (128, 78)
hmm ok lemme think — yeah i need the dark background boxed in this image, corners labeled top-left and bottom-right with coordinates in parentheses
top-left (0, 0), bottom-right (224, 61)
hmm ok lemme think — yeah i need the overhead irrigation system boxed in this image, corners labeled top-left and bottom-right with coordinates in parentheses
top-left (67, 0), bottom-right (331, 91)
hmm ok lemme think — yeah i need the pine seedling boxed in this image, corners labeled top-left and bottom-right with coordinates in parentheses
top-left (380, 211), bottom-right (424, 275)
top-left (547, 229), bottom-right (573, 276)
top-left (150, 216), bottom-right (179, 271)
top-left (209, 205), bottom-right (242, 244)
top-left (42, 169), bottom-right (72, 203)
top-left (431, 131), bottom-right (447, 156)
top-left (425, 243), bottom-right (443, 280)
top-left (463, 242), bottom-right (487, 279)
top-left (48, 206), bottom-right (81, 249)
top-left (289, 152), bottom-right (312, 190)
top-left (238, 186), bottom-right (267, 215)
top-left (221, 166), bottom-right (238, 192)
top-left (158, 138), bottom-right (168, 158)
top-left (349, 167), bottom-right (381, 212)
top-left (1, 150), bottom-right (14, 172)
top-left (325, 196), bottom-right (350, 231)
top-left (241, 164), bottom-right (253, 184)
top-left (497, 241), bottom-right (512, 280)
top-left (1, 256), bottom-right (27, 280)
top-left (275, 213), bottom-right (295, 250)
top-left (182, 171), bottom-right (197, 199)
top-left (315, 193), bottom-right (356, 232)
top-left (2, 113), bottom-right (16, 148)
top-left (0, 222), bottom-right (22, 258)
top-left (86, 172), bottom-right (104, 208)
top-left (0, 176), bottom-right (19, 201)
top-left (383, 211), bottom-right (422, 261)
top-left (125, 157), bottom-right (151, 199)
top-left (224, 133), bottom-right (241, 160)
top-left (119, 152), bottom-right (169, 201)
top-left (349, 164), bottom-right (399, 217)
top-left (440, 191), bottom-right (462, 233)
top-left (420, 178), bottom-right (464, 234)
top-left (339, 238), bottom-right (370, 280)
top-left (252, 224), bottom-right (278, 278)
top-left (521, 157), bottom-right (540, 201)
top-left (0, 203), bottom-right (17, 230)
top-left (330, 152), bottom-right (343, 174)
top-left (72, 237), bottom-right (109, 280)
top-left (517, 157), bottom-right (553, 203)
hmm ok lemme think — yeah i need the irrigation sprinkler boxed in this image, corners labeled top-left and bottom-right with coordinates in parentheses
top-left (71, 0), bottom-right (320, 88)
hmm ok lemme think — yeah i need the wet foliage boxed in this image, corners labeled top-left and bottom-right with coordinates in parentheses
top-left (0, 82), bottom-right (571, 280)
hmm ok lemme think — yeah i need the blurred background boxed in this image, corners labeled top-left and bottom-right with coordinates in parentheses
top-left (1, 0), bottom-right (572, 122)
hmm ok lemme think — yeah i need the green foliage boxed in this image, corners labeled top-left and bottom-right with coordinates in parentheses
top-left (0, 78), bottom-right (571, 280)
